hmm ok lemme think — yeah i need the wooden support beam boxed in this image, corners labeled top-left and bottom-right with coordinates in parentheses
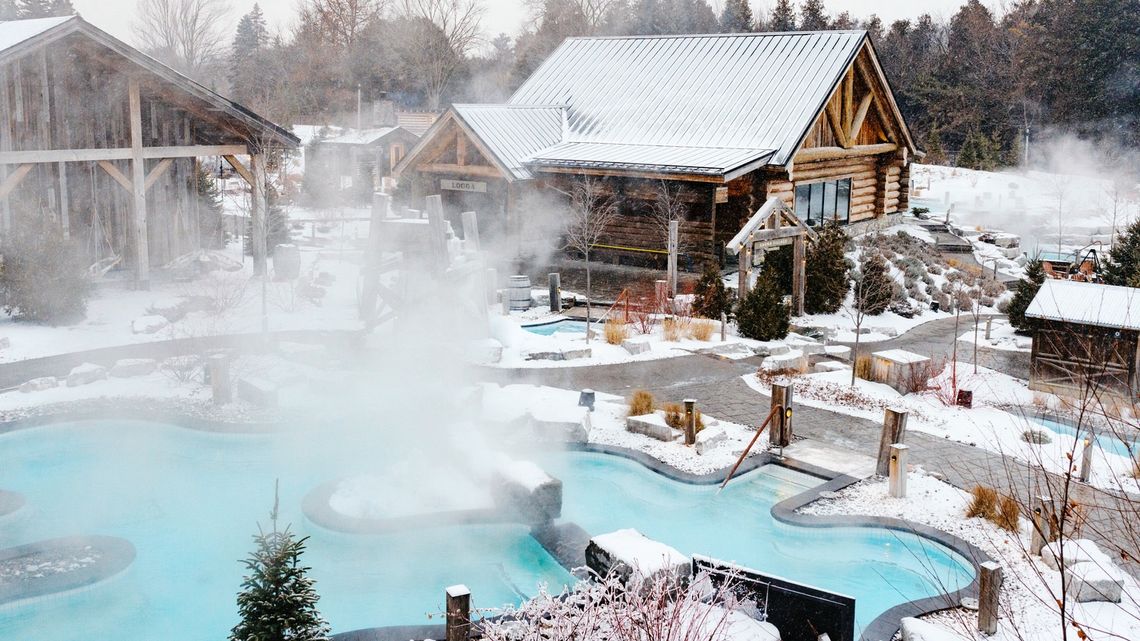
top-left (98, 160), bottom-right (133, 192)
top-left (415, 163), bottom-right (503, 179)
top-left (144, 158), bottom-right (174, 191)
top-left (849, 94), bottom-right (873, 144)
top-left (794, 143), bottom-right (897, 164)
top-left (0, 164), bottom-right (33, 200)
top-left (843, 68), bottom-right (854, 131)
top-left (826, 103), bottom-right (850, 149)
top-left (792, 235), bottom-right (805, 316)
top-left (0, 145), bottom-right (248, 165)
top-left (223, 154), bottom-right (255, 186)
top-left (129, 77), bottom-right (150, 287)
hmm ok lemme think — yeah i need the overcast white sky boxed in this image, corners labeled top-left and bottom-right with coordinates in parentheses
top-left (71, 0), bottom-right (995, 49)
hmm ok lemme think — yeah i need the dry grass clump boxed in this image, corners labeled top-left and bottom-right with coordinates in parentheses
top-left (662, 402), bottom-right (706, 432)
top-left (663, 317), bottom-right (683, 341)
top-left (604, 319), bottom-right (628, 345)
top-left (628, 390), bottom-right (655, 417)
top-left (854, 354), bottom-right (873, 381)
top-left (995, 495), bottom-right (1021, 532)
top-left (687, 319), bottom-right (715, 341)
top-left (1132, 458), bottom-right (1140, 479)
top-left (966, 485), bottom-right (998, 519)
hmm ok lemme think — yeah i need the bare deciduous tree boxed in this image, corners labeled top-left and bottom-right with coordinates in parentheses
top-left (133, 0), bottom-right (229, 81)
top-left (397, 0), bottom-right (485, 110)
top-left (563, 177), bottom-right (618, 344)
top-left (308, 0), bottom-right (387, 47)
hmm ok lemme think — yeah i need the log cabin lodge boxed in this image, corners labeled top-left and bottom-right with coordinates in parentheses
top-left (397, 30), bottom-right (919, 268)
top-left (0, 16), bottom-right (298, 286)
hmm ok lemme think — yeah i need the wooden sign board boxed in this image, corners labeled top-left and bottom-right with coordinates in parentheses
top-left (715, 186), bottom-right (729, 204)
top-left (441, 179), bottom-right (487, 193)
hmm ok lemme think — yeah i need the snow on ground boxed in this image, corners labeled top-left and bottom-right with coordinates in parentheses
top-left (802, 469), bottom-right (1140, 641)
top-left (957, 317), bottom-right (1031, 353)
top-left (744, 364), bottom-right (1140, 494)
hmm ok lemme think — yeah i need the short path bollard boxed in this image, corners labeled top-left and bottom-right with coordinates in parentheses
top-left (1030, 496), bottom-right (1057, 555)
top-left (888, 443), bottom-right (909, 498)
top-left (978, 561), bottom-right (1002, 635)
top-left (769, 384), bottom-right (793, 447)
top-left (985, 317), bottom-right (993, 341)
top-left (1079, 436), bottom-right (1094, 483)
top-left (720, 312), bottom-right (727, 342)
top-left (549, 273), bottom-right (562, 313)
top-left (446, 584), bottom-right (471, 641)
top-left (877, 408), bottom-right (908, 476)
top-left (579, 388), bottom-right (596, 412)
top-left (208, 354), bottom-right (231, 404)
top-left (684, 399), bottom-right (697, 445)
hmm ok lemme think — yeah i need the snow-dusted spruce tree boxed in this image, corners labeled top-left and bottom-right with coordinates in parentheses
top-left (563, 177), bottom-right (619, 344)
top-left (804, 222), bottom-right (849, 315)
top-left (693, 262), bottom-right (732, 320)
top-left (1006, 257), bottom-right (1045, 333)
top-left (231, 490), bottom-right (330, 641)
top-left (1103, 217), bottom-right (1140, 287)
top-left (735, 269), bottom-right (789, 341)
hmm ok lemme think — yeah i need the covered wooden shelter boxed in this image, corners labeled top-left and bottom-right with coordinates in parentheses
top-left (396, 30), bottom-right (918, 269)
top-left (0, 16), bottom-right (299, 286)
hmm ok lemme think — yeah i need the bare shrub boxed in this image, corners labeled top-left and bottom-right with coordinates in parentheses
top-left (663, 317), bottom-right (684, 341)
top-left (966, 485), bottom-right (998, 519)
top-left (604, 319), bottom-right (628, 345)
top-left (628, 390), bottom-right (655, 417)
top-left (688, 319), bottom-right (714, 341)
top-left (663, 403), bottom-right (705, 432)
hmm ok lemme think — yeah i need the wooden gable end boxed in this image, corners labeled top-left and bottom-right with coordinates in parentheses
top-left (406, 115), bottom-right (507, 180)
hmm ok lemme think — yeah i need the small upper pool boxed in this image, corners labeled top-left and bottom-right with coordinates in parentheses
top-left (521, 319), bottom-right (593, 336)
top-left (1036, 417), bottom-right (1138, 458)
top-left (0, 420), bottom-right (974, 640)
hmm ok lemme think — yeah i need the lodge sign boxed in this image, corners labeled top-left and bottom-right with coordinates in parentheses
top-left (441, 179), bottom-right (487, 193)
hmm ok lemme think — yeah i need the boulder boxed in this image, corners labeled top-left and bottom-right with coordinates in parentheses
top-left (464, 338), bottom-right (503, 364)
top-left (67, 363), bottom-right (107, 387)
top-left (586, 529), bottom-right (690, 584)
top-left (529, 405), bottom-right (591, 443)
top-left (19, 377), bottom-right (58, 393)
top-left (493, 460), bottom-right (563, 524)
top-left (110, 358), bottom-right (158, 378)
top-left (825, 345), bottom-right (852, 360)
top-left (1041, 539), bottom-right (1101, 572)
top-left (622, 338), bottom-right (651, 355)
top-left (1066, 561), bottom-right (1125, 603)
top-left (237, 377), bottom-right (279, 408)
top-left (813, 361), bottom-right (849, 374)
top-left (561, 347), bottom-right (592, 361)
top-left (800, 343), bottom-right (825, 356)
top-left (762, 352), bottom-right (808, 373)
top-left (131, 315), bottom-right (169, 335)
top-left (626, 413), bottom-right (677, 442)
top-left (695, 425), bottom-right (726, 455)
top-left (525, 350), bottom-right (564, 361)
top-left (900, 617), bottom-right (969, 641)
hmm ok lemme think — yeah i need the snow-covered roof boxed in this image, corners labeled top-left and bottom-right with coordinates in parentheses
top-left (321, 127), bottom-right (409, 146)
top-left (452, 104), bottom-right (565, 180)
top-left (510, 31), bottom-right (868, 170)
top-left (528, 142), bottom-right (774, 179)
top-left (1025, 280), bottom-right (1140, 331)
top-left (0, 16), bottom-right (71, 52)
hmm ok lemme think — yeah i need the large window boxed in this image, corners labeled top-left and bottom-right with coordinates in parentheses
top-left (794, 178), bottom-right (851, 226)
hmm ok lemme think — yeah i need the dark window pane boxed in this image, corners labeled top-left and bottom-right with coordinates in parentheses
top-left (837, 178), bottom-right (851, 223)
top-left (810, 182), bottom-right (824, 223)
top-left (795, 184), bottom-right (810, 219)
top-left (824, 181), bottom-right (838, 218)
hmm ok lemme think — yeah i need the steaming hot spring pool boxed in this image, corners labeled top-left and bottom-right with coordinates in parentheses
top-left (0, 420), bottom-right (974, 640)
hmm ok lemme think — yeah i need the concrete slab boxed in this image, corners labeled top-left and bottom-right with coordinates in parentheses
top-left (782, 440), bottom-right (877, 479)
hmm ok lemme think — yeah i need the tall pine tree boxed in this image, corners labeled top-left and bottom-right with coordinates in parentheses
top-left (16, 0), bottom-right (74, 17)
top-left (719, 0), bottom-right (753, 32)
top-left (231, 488), bottom-right (330, 641)
top-left (798, 0), bottom-right (829, 31)
top-left (1103, 219), bottom-right (1140, 287)
top-left (767, 0), bottom-right (796, 31)
top-left (1006, 258), bottom-right (1045, 333)
top-left (229, 5), bottom-right (268, 105)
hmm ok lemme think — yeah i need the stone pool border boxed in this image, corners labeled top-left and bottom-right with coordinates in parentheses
top-left (0, 401), bottom-right (274, 436)
top-left (0, 535), bottom-right (136, 608)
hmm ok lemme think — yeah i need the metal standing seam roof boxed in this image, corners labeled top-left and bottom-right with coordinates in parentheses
top-left (1025, 279), bottom-right (1140, 331)
top-left (527, 141), bottom-right (775, 178)
top-left (0, 15), bottom-right (70, 51)
top-left (452, 104), bottom-right (565, 180)
top-left (321, 127), bottom-right (407, 146)
top-left (508, 31), bottom-right (867, 171)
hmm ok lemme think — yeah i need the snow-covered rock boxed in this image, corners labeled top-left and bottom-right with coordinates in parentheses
top-left (147, 297), bottom-right (186, 321)
top-left (19, 377), bottom-right (58, 393)
top-left (825, 345), bottom-right (851, 360)
top-left (813, 361), bottom-right (849, 374)
top-left (622, 338), bottom-right (651, 355)
top-left (131, 315), bottom-right (169, 335)
top-left (1067, 561), bottom-right (1126, 603)
top-left (586, 529), bottom-right (690, 583)
top-left (562, 347), bottom-right (592, 360)
top-left (627, 413), bottom-right (677, 442)
top-left (800, 343), bottom-right (825, 356)
top-left (761, 351), bottom-right (807, 373)
top-left (900, 616), bottom-right (969, 641)
top-left (66, 363), bottom-right (107, 387)
top-left (464, 338), bottom-right (503, 364)
top-left (493, 460), bottom-right (562, 524)
top-left (237, 377), bottom-right (278, 407)
top-left (1041, 539), bottom-right (1102, 571)
top-left (695, 425), bottom-right (726, 455)
top-left (110, 358), bottom-right (158, 378)
top-left (528, 405), bottom-right (592, 443)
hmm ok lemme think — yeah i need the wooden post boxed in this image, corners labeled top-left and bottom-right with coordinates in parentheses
top-left (978, 561), bottom-right (1002, 635)
top-left (655, 280), bottom-right (669, 310)
top-left (1079, 436), bottom-right (1094, 483)
top-left (549, 273), bottom-right (561, 313)
top-left (1030, 495), bottom-right (1055, 555)
top-left (985, 318), bottom-right (993, 341)
top-left (888, 443), bottom-right (908, 498)
top-left (461, 210), bottom-right (480, 253)
top-left (445, 584), bottom-right (471, 641)
top-left (683, 398), bottom-right (697, 446)
top-left (720, 312), bottom-right (727, 342)
top-left (360, 193), bottom-right (388, 321)
top-left (208, 354), bottom-right (232, 404)
top-left (770, 383), bottom-right (792, 447)
top-left (128, 77), bottom-right (150, 288)
top-left (877, 408), bottom-right (909, 476)
top-left (250, 152), bottom-right (268, 276)
top-left (737, 245), bottom-right (749, 300)
top-left (667, 220), bottom-right (679, 298)
top-left (424, 195), bottom-right (448, 275)
top-left (792, 234), bottom-right (806, 316)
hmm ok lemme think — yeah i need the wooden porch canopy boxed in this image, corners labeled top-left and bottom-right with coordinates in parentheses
top-left (0, 16), bottom-right (299, 285)
top-left (726, 197), bottom-right (818, 316)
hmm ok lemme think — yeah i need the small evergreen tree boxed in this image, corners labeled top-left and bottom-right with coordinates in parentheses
top-left (735, 269), bottom-right (790, 341)
top-left (692, 262), bottom-right (731, 320)
top-left (245, 185), bottom-right (291, 256)
top-left (1006, 258), bottom-right (1045, 333)
top-left (0, 225), bottom-right (90, 325)
top-left (231, 487), bottom-right (330, 641)
top-left (804, 223), bottom-right (850, 314)
top-left (854, 252), bottom-right (893, 316)
top-left (1103, 218), bottom-right (1140, 287)
top-left (195, 165), bottom-right (227, 249)
top-left (924, 127), bottom-right (948, 165)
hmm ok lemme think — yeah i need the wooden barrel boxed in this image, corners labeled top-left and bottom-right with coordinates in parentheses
top-left (507, 275), bottom-right (532, 310)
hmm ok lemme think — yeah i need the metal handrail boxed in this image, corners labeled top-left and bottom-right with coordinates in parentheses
top-left (719, 405), bottom-right (781, 492)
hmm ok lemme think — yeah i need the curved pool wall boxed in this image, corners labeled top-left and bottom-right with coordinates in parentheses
top-left (0, 417), bottom-right (982, 641)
